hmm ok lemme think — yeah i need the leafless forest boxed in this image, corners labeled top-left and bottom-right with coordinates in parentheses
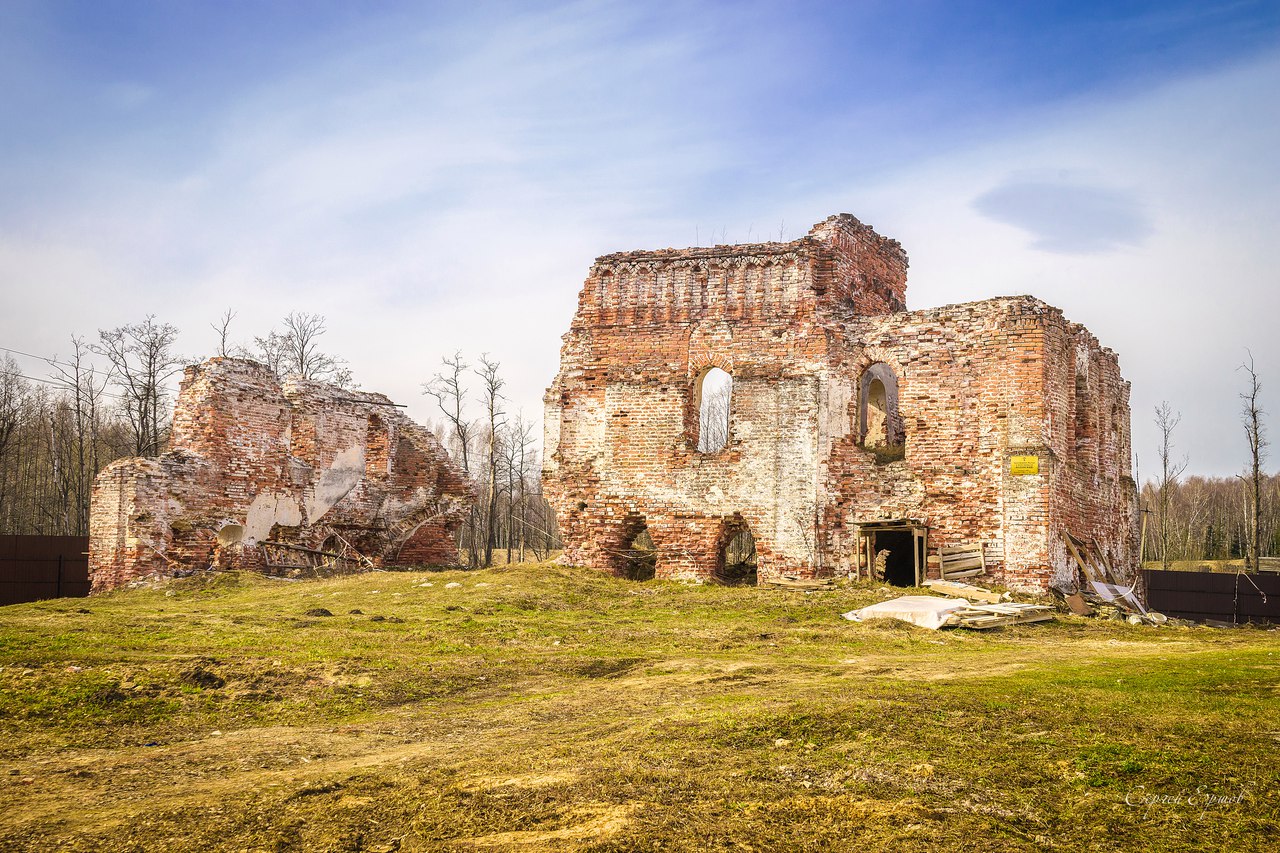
top-left (0, 314), bottom-right (560, 566)
top-left (0, 313), bottom-right (1270, 569)
top-left (1139, 474), bottom-right (1280, 563)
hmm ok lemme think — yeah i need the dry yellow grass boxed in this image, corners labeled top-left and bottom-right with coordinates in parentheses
top-left (1, 562), bottom-right (1277, 851)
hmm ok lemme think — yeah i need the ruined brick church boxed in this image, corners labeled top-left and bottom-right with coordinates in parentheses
top-left (542, 214), bottom-right (1138, 591)
top-left (90, 359), bottom-right (469, 592)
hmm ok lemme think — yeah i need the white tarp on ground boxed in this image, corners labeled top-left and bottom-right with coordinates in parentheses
top-left (842, 595), bottom-right (968, 630)
top-left (1090, 581), bottom-right (1148, 614)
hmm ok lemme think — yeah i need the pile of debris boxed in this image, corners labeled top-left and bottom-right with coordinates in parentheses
top-left (842, 580), bottom-right (1055, 631)
top-left (1055, 533), bottom-right (1183, 626)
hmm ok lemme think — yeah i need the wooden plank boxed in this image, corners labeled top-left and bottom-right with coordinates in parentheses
top-left (1064, 535), bottom-right (1094, 581)
top-left (923, 580), bottom-right (1003, 603)
top-left (950, 602), bottom-right (1054, 629)
top-left (960, 618), bottom-right (1009, 628)
top-left (1093, 544), bottom-right (1119, 585)
top-left (914, 527), bottom-right (925, 588)
top-left (939, 541), bottom-right (984, 582)
top-left (1008, 612), bottom-right (1055, 625)
top-left (941, 567), bottom-right (984, 579)
top-left (763, 577), bottom-right (834, 590)
top-left (956, 612), bottom-right (1053, 629)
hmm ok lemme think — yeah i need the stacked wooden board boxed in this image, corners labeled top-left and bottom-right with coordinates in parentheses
top-left (939, 544), bottom-right (985, 579)
top-left (945, 602), bottom-right (1055, 629)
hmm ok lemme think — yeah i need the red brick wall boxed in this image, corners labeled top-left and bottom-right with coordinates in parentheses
top-left (1043, 321), bottom-right (1139, 586)
top-left (89, 358), bottom-right (470, 592)
top-left (544, 215), bottom-right (1137, 591)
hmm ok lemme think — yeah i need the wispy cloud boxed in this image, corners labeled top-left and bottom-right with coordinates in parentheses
top-left (841, 50), bottom-right (1280, 475)
top-left (0, 2), bottom-right (1277, 475)
top-left (972, 176), bottom-right (1152, 253)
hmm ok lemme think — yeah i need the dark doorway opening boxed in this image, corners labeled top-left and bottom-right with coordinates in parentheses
top-left (719, 527), bottom-right (758, 586)
top-left (857, 520), bottom-right (928, 587)
top-left (622, 527), bottom-right (657, 581)
top-left (877, 530), bottom-right (915, 587)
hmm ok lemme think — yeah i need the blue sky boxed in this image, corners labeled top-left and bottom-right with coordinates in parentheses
top-left (2, 1), bottom-right (1278, 476)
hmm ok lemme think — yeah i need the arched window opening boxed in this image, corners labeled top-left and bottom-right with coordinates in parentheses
top-left (865, 378), bottom-right (888, 447)
top-left (320, 534), bottom-right (342, 558)
top-left (858, 363), bottom-right (904, 463)
top-left (622, 527), bottom-right (657, 581)
top-left (697, 367), bottom-right (732, 453)
top-left (719, 526), bottom-right (757, 586)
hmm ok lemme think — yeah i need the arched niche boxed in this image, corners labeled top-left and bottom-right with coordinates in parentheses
top-left (858, 362), bottom-right (904, 460)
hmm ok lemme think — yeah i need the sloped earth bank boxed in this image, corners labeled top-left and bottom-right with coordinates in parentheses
top-left (0, 564), bottom-right (1276, 851)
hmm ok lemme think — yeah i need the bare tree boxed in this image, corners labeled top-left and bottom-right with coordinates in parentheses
top-left (424, 352), bottom-right (473, 475)
top-left (1239, 353), bottom-right (1268, 571)
top-left (0, 346), bottom-right (132, 535)
top-left (424, 353), bottom-right (559, 567)
top-left (211, 308), bottom-right (249, 358)
top-left (510, 413), bottom-right (536, 564)
top-left (1140, 472), bottom-right (1280, 563)
top-left (255, 312), bottom-right (353, 387)
top-left (94, 316), bottom-right (184, 457)
top-left (0, 357), bottom-right (26, 525)
top-left (500, 417), bottom-right (518, 565)
top-left (1153, 401), bottom-right (1188, 571)
top-left (425, 352), bottom-right (480, 566)
top-left (476, 354), bottom-right (506, 568)
top-left (47, 338), bottom-right (112, 533)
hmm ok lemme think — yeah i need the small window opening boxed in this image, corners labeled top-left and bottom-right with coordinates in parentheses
top-left (697, 367), bottom-right (732, 453)
top-left (1074, 347), bottom-right (1093, 444)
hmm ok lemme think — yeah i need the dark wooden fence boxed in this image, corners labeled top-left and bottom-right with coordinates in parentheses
top-left (0, 535), bottom-right (90, 605)
top-left (1143, 569), bottom-right (1279, 625)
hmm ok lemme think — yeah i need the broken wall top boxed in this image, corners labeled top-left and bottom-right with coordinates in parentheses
top-left (570, 214), bottom-right (909, 333)
top-left (172, 356), bottom-right (467, 497)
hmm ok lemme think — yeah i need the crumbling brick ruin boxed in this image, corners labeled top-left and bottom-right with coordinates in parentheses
top-left (543, 214), bottom-right (1138, 591)
top-left (89, 358), bottom-right (469, 592)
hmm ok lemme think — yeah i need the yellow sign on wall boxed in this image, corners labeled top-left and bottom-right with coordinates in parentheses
top-left (1010, 455), bottom-right (1040, 476)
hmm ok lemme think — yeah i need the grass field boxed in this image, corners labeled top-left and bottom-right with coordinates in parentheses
top-left (1, 562), bottom-right (1277, 851)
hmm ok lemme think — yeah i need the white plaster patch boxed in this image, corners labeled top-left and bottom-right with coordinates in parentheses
top-left (305, 442), bottom-right (366, 521)
top-left (243, 492), bottom-right (304, 544)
